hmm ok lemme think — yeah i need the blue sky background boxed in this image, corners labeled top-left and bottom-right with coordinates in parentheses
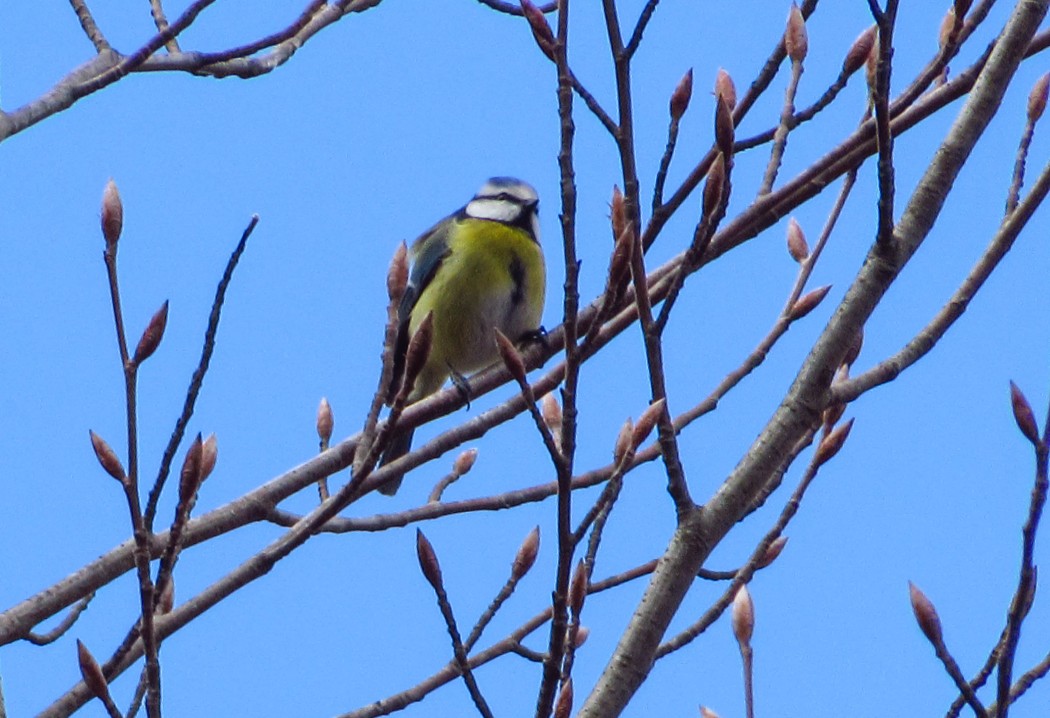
top-left (2, 1), bottom-right (1049, 716)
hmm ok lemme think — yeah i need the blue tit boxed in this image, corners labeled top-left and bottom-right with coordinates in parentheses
top-left (378, 177), bottom-right (546, 495)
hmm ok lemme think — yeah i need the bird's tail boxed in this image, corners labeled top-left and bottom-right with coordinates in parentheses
top-left (376, 427), bottom-right (415, 496)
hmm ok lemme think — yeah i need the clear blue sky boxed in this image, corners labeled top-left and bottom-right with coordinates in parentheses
top-left (2, 1), bottom-right (1049, 716)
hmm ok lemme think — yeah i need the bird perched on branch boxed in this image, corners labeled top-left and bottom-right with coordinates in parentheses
top-left (378, 177), bottom-right (546, 495)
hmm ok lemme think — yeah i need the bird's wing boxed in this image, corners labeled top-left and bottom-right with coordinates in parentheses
top-left (385, 215), bottom-right (457, 404)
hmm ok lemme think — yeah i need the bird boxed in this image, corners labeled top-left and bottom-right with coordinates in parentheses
top-left (377, 177), bottom-right (546, 495)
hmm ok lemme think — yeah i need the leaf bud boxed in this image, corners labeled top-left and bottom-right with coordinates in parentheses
top-left (613, 418), bottom-right (634, 466)
top-left (1009, 381), bottom-right (1041, 446)
top-left (785, 3), bottom-right (808, 64)
top-left (77, 639), bottom-right (111, 702)
top-left (756, 536), bottom-right (788, 568)
top-left (402, 311), bottom-right (434, 398)
top-left (843, 26), bottom-right (877, 77)
top-left (521, 0), bottom-right (557, 62)
top-left (495, 328), bottom-right (527, 384)
top-left (554, 678), bottom-right (574, 718)
top-left (542, 392), bottom-right (563, 439)
top-left (714, 69), bottom-right (737, 112)
top-left (813, 417), bottom-right (855, 466)
top-left (631, 398), bottom-right (666, 451)
top-left (178, 433), bottom-right (203, 505)
top-left (786, 217), bottom-right (809, 262)
top-left (670, 68), bottom-right (694, 121)
top-left (731, 584), bottom-right (754, 648)
top-left (568, 560), bottom-right (588, 614)
top-left (512, 526), bottom-right (541, 579)
top-left (1028, 73), bottom-right (1050, 124)
top-left (388, 242), bottom-right (408, 303)
top-left (101, 179), bottom-right (123, 250)
top-left (702, 153), bottom-right (726, 219)
top-left (788, 285), bottom-right (831, 320)
top-left (415, 528), bottom-right (443, 590)
top-left (714, 93), bottom-right (735, 157)
top-left (454, 448), bottom-right (479, 475)
top-left (131, 300), bottom-right (169, 365)
top-left (610, 185), bottom-right (626, 243)
top-left (199, 433), bottom-right (218, 482)
top-left (89, 430), bottom-right (126, 482)
top-left (316, 397), bottom-right (334, 445)
top-left (908, 581), bottom-right (943, 644)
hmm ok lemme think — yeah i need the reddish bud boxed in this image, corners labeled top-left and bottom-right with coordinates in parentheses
top-left (844, 26), bottom-right (877, 76)
top-left (554, 678), bottom-right (574, 718)
top-left (613, 418), bottom-right (634, 466)
top-left (757, 536), bottom-right (788, 568)
top-left (415, 529), bottom-right (443, 590)
top-left (388, 242), bottom-right (408, 303)
top-left (521, 0), bottom-right (557, 62)
top-left (715, 93), bottom-right (735, 157)
top-left (316, 397), bottom-right (334, 445)
top-left (199, 433), bottom-right (218, 483)
top-left (814, 418), bottom-right (855, 466)
top-left (156, 578), bottom-right (175, 614)
top-left (700, 708), bottom-right (722, 718)
top-left (568, 560), bottom-right (588, 614)
top-left (670, 68), bottom-right (694, 120)
top-left (865, 36), bottom-right (880, 96)
top-left (1021, 566), bottom-right (1038, 618)
top-left (843, 328), bottom-right (864, 368)
top-left (785, 3), bottom-right (808, 64)
top-left (908, 581), bottom-right (943, 644)
top-left (573, 625), bottom-right (590, 648)
top-left (542, 392), bottom-right (563, 438)
top-left (512, 526), bottom-right (541, 579)
top-left (823, 401), bottom-right (846, 432)
top-left (632, 398), bottom-right (666, 451)
top-left (1009, 381), bottom-right (1041, 446)
top-left (702, 153), bottom-right (726, 219)
top-left (132, 300), bottom-right (169, 365)
top-left (788, 285), bottom-right (831, 320)
top-left (938, 8), bottom-right (956, 52)
top-left (89, 430), bottom-right (125, 482)
top-left (454, 448), bottom-right (478, 475)
top-left (1028, 73), bottom-right (1050, 124)
top-left (101, 179), bottom-right (123, 249)
top-left (608, 226), bottom-right (634, 291)
top-left (731, 584), bottom-right (754, 648)
top-left (610, 185), bottom-right (626, 243)
top-left (495, 329), bottom-right (527, 383)
top-left (714, 69), bottom-right (737, 112)
top-left (179, 433), bottom-right (204, 505)
top-left (786, 217), bottom-right (809, 262)
top-left (77, 639), bottom-right (111, 702)
top-left (402, 311), bottom-right (434, 397)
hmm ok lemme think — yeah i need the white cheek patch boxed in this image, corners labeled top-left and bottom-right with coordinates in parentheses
top-left (466, 197), bottom-right (519, 223)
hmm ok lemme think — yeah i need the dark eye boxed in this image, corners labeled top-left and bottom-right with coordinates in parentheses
top-left (496, 192), bottom-right (513, 202)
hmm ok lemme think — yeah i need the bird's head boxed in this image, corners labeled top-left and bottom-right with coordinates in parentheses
top-left (465, 177), bottom-right (540, 242)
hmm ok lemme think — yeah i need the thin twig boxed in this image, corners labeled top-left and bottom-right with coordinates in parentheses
top-left (68, 0), bottom-right (111, 51)
top-left (759, 56), bottom-right (804, 196)
top-left (869, 0), bottom-right (899, 246)
top-left (995, 429), bottom-right (1049, 716)
top-left (144, 215), bottom-right (259, 528)
top-left (833, 158), bottom-right (1050, 404)
top-left (624, 0), bottom-right (660, 59)
top-left (535, 0), bottom-right (582, 707)
top-left (147, 0), bottom-right (180, 53)
top-left (24, 593), bottom-right (96, 646)
top-left (654, 422), bottom-right (824, 659)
